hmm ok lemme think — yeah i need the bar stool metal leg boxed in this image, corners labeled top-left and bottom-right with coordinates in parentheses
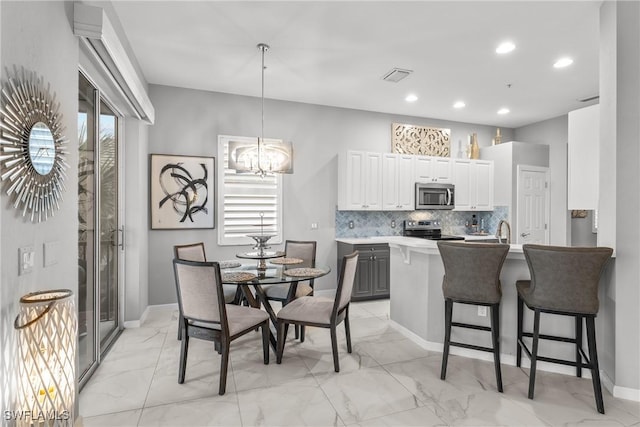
top-left (440, 298), bottom-right (453, 380)
top-left (586, 316), bottom-right (605, 414)
top-left (516, 294), bottom-right (524, 368)
top-left (490, 303), bottom-right (503, 392)
top-left (576, 315), bottom-right (583, 378)
top-left (528, 309), bottom-right (541, 399)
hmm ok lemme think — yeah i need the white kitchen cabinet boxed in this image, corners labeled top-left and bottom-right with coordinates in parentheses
top-left (382, 153), bottom-right (414, 210)
top-left (414, 155), bottom-right (453, 183)
top-left (338, 150), bottom-right (383, 210)
top-left (452, 159), bottom-right (494, 211)
top-left (568, 104), bottom-right (599, 210)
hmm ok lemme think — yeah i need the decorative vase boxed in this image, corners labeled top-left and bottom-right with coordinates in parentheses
top-left (470, 133), bottom-right (480, 159)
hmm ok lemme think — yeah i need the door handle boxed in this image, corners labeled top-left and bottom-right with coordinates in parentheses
top-left (118, 226), bottom-right (125, 250)
top-left (520, 232), bottom-right (530, 238)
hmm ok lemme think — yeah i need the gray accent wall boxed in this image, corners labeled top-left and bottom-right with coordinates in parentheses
top-left (146, 84), bottom-right (514, 305)
top-left (0, 0), bottom-right (79, 416)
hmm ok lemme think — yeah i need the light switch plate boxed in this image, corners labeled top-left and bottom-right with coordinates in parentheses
top-left (44, 241), bottom-right (58, 267)
top-left (477, 306), bottom-right (487, 317)
top-left (19, 246), bottom-right (35, 275)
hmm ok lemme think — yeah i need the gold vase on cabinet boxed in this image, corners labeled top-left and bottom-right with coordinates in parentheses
top-left (470, 133), bottom-right (480, 159)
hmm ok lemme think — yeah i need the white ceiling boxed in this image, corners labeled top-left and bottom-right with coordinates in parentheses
top-left (112, 1), bottom-right (601, 129)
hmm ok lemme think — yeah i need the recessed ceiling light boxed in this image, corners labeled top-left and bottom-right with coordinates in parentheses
top-left (496, 41), bottom-right (516, 54)
top-left (453, 101), bottom-right (466, 109)
top-left (497, 108), bottom-right (510, 115)
top-left (553, 57), bottom-right (574, 68)
top-left (405, 94), bottom-right (418, 102)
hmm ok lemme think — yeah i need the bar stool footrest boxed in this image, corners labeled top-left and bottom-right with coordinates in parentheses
top-left (451, 321), bottom-right (492, 332)
top-left (450, 341), bottom-right (495, 353)
top-left (518, 337), bottom-right (593, 369)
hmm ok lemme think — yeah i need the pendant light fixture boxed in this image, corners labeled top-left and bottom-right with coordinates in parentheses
top-left (229, 43), bottom-right (293, 176)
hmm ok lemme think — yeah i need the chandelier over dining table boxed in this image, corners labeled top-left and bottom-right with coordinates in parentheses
top-left (229, 43), bottom-right (293, 176)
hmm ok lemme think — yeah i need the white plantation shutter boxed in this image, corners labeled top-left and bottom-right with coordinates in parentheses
top-left (217, 135), bottom-right (283, 246)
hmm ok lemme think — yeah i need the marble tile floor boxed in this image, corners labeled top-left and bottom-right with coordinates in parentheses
top-left (79, 300), bottom-right (640, 427)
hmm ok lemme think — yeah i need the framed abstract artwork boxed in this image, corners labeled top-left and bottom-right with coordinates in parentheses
top-left (150, 154), bottom-right (215, 229)
top-left (391, 123), bottom-right (451, 157)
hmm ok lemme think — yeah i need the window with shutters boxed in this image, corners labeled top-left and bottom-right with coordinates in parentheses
top-left (217, 135), bottom-right (283, 246)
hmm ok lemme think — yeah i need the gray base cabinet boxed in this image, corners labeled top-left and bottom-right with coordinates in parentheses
top-left (337, 242), bottom-right (390, 301)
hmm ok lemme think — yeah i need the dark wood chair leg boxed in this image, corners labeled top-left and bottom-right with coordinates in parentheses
top-left (440, 298), bottom-right (453, 380)
top-left (276, 320), bottom-right (286, 364)
top-left (330, 325), bottom-right (340, 372)
top-left (295, 324), bottom-right (300, 340)
top-left (516, 294), bottom-right (523, 368)
top-left (300, 325), bottom-right (306, 343)
top-left (178, 334), bottom-right (189, 384)
top-left (262, 320), bottom-right (270, 364)
top-left (528, 309), bottom-right (541, 399)
top-left (345, 307), bottom-right (352, 353)
top-left (177, 314), bottom-right (183, 340)
top-left (219, 339), bottom-right (230, 395)
top-left (586, 316), bottom-right (605, 414)
top-left (575, 315), bottom-right (583, 378)
top-left (490, 303), bottom-right (503, 392)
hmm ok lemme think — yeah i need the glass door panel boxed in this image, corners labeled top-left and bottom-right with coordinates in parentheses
top-left (78, 73), bottom-right (97, 381)
top-left (98, 100), bottom-right (119, 345)
top-left (78, 71), bottom-right (122, 388)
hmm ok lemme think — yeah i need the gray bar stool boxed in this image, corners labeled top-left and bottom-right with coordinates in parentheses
top-left (517, 244), bottom-right (613, 414)
top-left (437, 241), bottom-right (510, 392)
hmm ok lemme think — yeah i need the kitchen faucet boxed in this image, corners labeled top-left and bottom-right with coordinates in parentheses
top-left (496, 220), bottom-right (511, 244)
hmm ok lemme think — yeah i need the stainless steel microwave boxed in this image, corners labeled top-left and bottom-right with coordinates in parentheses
top-left (415, 183), bottom-right (455, 210)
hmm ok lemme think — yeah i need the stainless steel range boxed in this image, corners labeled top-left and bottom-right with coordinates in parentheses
top-left (402, 220), bottom-right (465, 241)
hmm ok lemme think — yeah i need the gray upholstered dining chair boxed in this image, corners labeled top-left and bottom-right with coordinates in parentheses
top-left (437, 241), bottom-right (510, 392)
top-left (264, 240), bottom-right (317, 340)
top-left (172, 258), bottom-right (270, 395)
top-left (517, 244), bottom-right (613, 414)
top-left (174, 242), bottom-right (241, 340)
top-left (276, 251), bottom-right (358, 372)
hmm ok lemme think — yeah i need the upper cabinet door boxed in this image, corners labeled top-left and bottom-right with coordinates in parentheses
top-left (453, 159), bottom-right (494, 211)
top-left (382, 154), bottom-right (414, 210)
top-left (338, 150), bottom-right (383, 210)
top-left (414, 156), bottom-right (453, 183)
top-left (473, 160), bottom-right (494, 210)
top-left (453, 159), bottom-right (472, 210)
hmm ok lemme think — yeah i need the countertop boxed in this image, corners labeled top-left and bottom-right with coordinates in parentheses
top-left (336, 235), bottom-right (523, 254)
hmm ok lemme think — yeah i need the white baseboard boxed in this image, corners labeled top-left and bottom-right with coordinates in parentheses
top-left (389, 320), bottom-right (639, 402)
top-left (123, 303), bottom-right (177, 328)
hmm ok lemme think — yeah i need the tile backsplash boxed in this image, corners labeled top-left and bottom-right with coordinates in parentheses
top-left (335, 206), bottom-right (509, 238)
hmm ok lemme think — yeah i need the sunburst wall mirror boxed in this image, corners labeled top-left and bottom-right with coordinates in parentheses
top-left (0, 69), bottom-right (68, 222)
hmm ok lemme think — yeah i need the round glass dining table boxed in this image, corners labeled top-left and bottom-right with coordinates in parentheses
top-left (221, 260), bottom-right (331, 349)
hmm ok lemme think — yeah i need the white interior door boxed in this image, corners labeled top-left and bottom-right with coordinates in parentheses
top-left (517, 165), bottom-right (549, 244)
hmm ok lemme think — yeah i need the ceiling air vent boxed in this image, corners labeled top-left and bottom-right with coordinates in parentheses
top-left (382, 68), bottom-right (413, 83)
top-left (578, 95), bottom-right (599, 102)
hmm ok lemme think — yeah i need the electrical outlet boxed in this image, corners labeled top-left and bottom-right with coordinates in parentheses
top-left (477, 306), bottom-right (487, 317)
top-left (311, 222), bottom-right (318, 230)
top-left (391, 220), bottom-right (396, 228)
top-left (348, 220), bottom-right (354, 229)
top-left (19, 246), bottom-right (35, 275)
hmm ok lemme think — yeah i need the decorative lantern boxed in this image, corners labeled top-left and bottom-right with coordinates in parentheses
top-left (14, 289), bottom-right (77, 426)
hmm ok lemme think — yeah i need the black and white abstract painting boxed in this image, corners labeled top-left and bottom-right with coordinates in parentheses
top-left (150, 154), bottom-right (215, 229)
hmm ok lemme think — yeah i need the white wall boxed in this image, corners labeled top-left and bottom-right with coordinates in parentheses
top-left (0, 0), bottom-right (79, 416)
top-left (599, 0), bottom-right (640, 396)
top-left (514, 115), bottom-right (570, 245)
top-left (146, 84), bottom-right (514, 305)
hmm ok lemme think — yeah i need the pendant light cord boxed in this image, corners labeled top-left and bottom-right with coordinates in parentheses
top-left (258, 43), bottom-right (269, 176)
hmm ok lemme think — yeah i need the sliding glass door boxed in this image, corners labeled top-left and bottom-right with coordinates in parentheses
top-left (78, 71), bottom-right (123, 387)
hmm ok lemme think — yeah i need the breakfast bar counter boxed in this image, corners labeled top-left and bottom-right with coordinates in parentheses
top-left (336, 236), bottom-right (580, 371)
